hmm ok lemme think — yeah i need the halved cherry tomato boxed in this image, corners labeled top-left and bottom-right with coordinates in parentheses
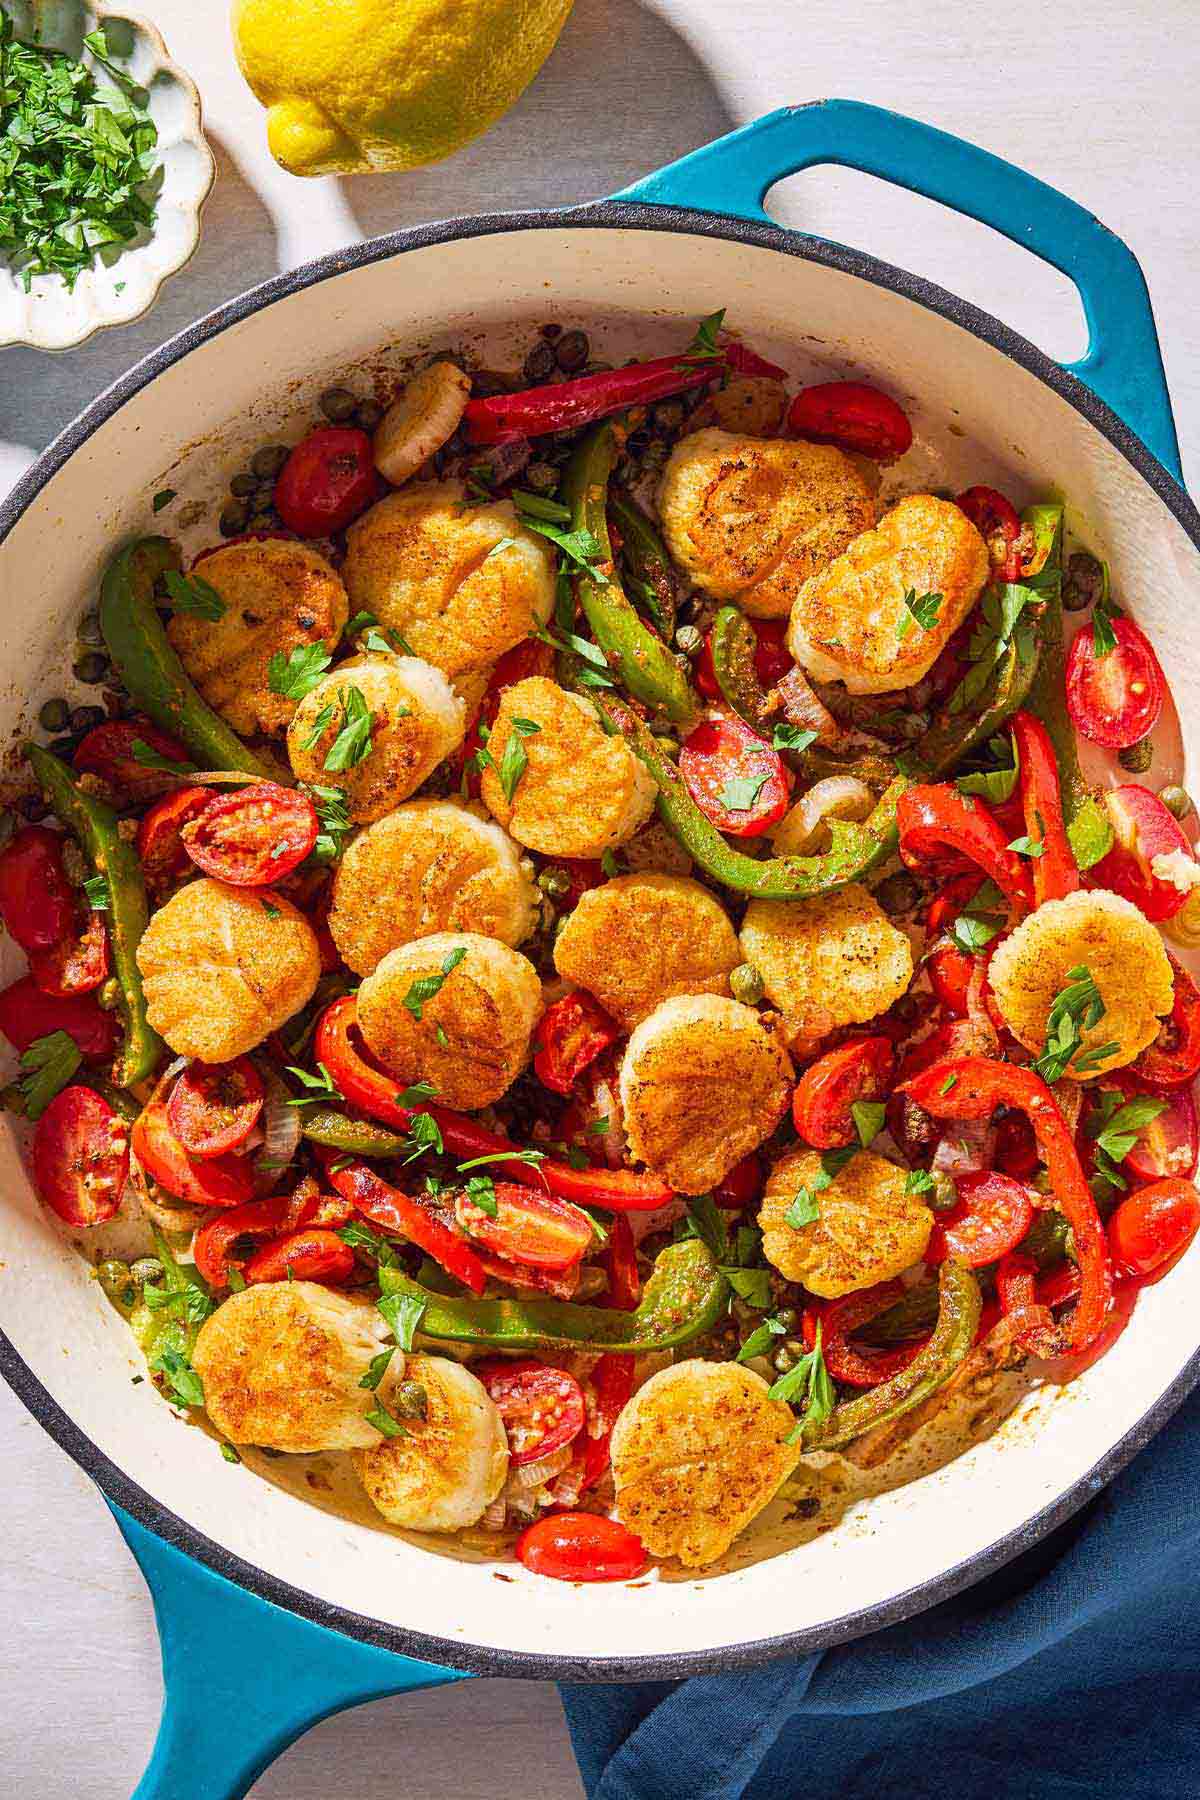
top-left (603, 1213), bottom-right (640, 1310)
top-left (810, 1282), bottom-right (928, 1388)
top-left (1065, 614), bottom-right (1166, 749)
top-left (1093, 785), bottom-right (1196, 922)
top-left (955, 486), bottom-right (1022, 580)
top-left (927, 943), bottom-right (973, 1018)
top-left (0, 824), bottom-right (76, 951)
top-left (245, 1228), bottom-right (356, 1286)
top-left (136, 786), bottom-right (212, 893)
top-left (33, 1085), bottom-right (129, 1227)
top-left (29, 912), bottom-right (109, 997)
top-left (697, 616), bottom-right (792, 700)
top-left (273, 427), bottom-right (377, 537)
top-left (714, 1151), bottom-right (764, 1210)
top-left (534, 991), bottom-right (621, 1097)
top-left (925, 1168), bottom-right (1035, 1267)
top-left (131, 1094), bottom-right (257, 1209)
top-left (1130, 954), bottom-right (1200, 1090)
top-left (515, 1511), bottom-right (646, 1581)
top-left (181, 783), bottom-right (318, 886)
top-left (73, 717), bottom-right (191, 801)
top-left (1110, 1075), bottom-right (1198, 1183)
top-left (453, 1184), bottom-right (593, 1272)
top-left (580, 1351), bottom-right (636, 1492)
top-left (168, 1057), bottom-right (265, 1158)
top-left (0, 975), bottom-right (117, 1059)
top-left (679, 714), bottom-right (791, 838)
top-left (994, 1109), bottom-right (1040, 1180)
top-left (455, 637), bottom-right (556, 793)
top-left (475, 1360), bottom-right (586, 1465)
top-left (791, 1036), bottom-right (895, 1149)
top-left (787, 381), bottom-right (912, 462)
top-left (1108, 1177), bottom-right (1200, 1280)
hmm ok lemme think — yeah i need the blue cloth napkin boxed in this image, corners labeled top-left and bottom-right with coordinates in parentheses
top-left (561, 1384), bottom-right (1200, 1798)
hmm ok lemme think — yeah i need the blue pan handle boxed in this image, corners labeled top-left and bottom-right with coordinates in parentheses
top-left (614, 99), bottom-right (1183, 483)
top-left (111, 1505), bottom-right (467, 1800)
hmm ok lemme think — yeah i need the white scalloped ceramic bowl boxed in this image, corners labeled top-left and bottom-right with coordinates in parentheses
top-left (0, 3), bottom-right (214, 351)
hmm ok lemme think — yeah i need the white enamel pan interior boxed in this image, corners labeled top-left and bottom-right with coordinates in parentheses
top-left (2, 192), bottom-right (1200, 1679)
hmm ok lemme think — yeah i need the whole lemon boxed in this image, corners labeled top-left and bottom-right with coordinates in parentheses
top-left (231, 0), bottom-right (575, 177)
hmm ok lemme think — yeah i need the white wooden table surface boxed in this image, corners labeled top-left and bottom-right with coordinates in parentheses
top-left (1, 2), bottom-right (1198, 1794)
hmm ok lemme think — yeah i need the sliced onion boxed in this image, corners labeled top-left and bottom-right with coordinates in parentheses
top-left (931, 1116), bottom-right (995, 1180)
top-left (628, 1198), bottom-right (687, 1244)
top-left (256, 1065), bottom-right (301, 1176)
top-left (771, 776), bottom-right (875, 856)
top-left (776, 664), bottom-right (840, 741)
top-left (479, 1494), bottom-right (508, 1531)
top-left (510, 1445), bottom-right (574, 1492)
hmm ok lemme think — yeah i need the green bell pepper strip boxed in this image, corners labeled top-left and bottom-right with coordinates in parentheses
top-left (605, 697), bottom-right (909, 898)
top-left (25, 742), bottom-right (164, 1089)
top-left (802, 1259), bottom-right (981, 1451)
top-left (99, 538), bottom-right (275, 779)
top-left (302, 1108), bottom-right (408, 1157)
top-left (709, 605), bottom-right (773, 735)
top-left (916, 626), bottom-right (1040, 779)
top-left (608, 490), bottom-right (678, 641)
top-left (560, 426), bottom-right (699, 728)
top-left (377, 1238), bottom-right (726, 1353)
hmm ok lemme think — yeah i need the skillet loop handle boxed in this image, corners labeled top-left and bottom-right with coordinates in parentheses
top-left (615, 99), bottom-right (1182, 482)
top-left (113, 1506), bottom-right (467, 1800)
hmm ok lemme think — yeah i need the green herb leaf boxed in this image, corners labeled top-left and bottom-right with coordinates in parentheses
top-left (268, 643), bottom-right (333, 700)
top-left (1091, 568), bottom-right (1119, 658)
top-left (721, 1265), bottom-right (773, 1309)
top-left (400, 1111), bottom-right (444, 1164)
top-left (82, 874), bottom-right (110, 911)
top-left (679, 307), bottom-right (726, 364)
top-left (496, 716), bottom-right (540, 803)
top-left (785, 1187), bottom-right (820, 1230)
top-left (131, 739), bottom-right (197, 773)
top-left (1032, 965), bottom-right (1108, 1083)
top-left (513, 491), bottom-right (571, 524)
top-left (1008, 834), bottom-right (1046, 859)
top-left (377, 1290), bottom-right (427, 1352)
top-left (600, 848), bottom-right (621, 878)
top-left (522, 518), bottom-right (611, 583)
top-left (896, 588), bottom-right (943, 642)
top-left (323, 685), bottom-right (376, 773)
top-left (284, 1062), bottom-right (343, 1105)
top-left (851, 1100), bottom-right (886, 1147)
top-left (396, 1081), bottom-right (439, 1105)
top-left (464, 1173), bottom-right (499, 1218)
top-left (1067, 796), bottom-right (1115, 871)
top-left (18, 1030), bottom-right (81, 1120)
top-left (948, 583), bottom-right (1037, 715)
top-left (772, 724), bottom-right (819, 753)
top-left (150, 1345), bottom-right (204, 1409)
top-left (736, 1315), bottom-right (787, 1362)
top-left (905, 1168), bottom-right (936, 1194)
top-left (152, 489), bottom-right (176, 513)
top-left (403, 945), bottom-right (468, 1020)
top-left (358, 1349), bottom-right (395, 1392)
top-left (956, 733), bottom-right (1019, 803)
top-left (717, 772), bottom-right (769, 813)
top-left (939, 1072), bottom-right (959, 1095)
top-left (338, 1220), bottom-right (400, 1267)
top-left (950, 908), bottom-right (1004, 954)
top-left (302, 783), bottom-right (353, 864)
top-left (454, 1148), bottom-right (545, 1174)
top-left (684, 1194), bottom-right (728, 1262)
top-left (164, 570), bottom-right (227, 621)
top-left (365, 1405), bottom-right (407, 1439)
top-left (220, 1441), bottom-right (241, 1463)
top-left (1089, 1089), bottom-right (1168, 1165)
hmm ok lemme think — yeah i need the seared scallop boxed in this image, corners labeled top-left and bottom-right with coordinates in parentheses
top-left (786, 493), bottom-right (989, 694)
top-left (479, 676), bottom-right (656, 858)
top-left (166, 538), bottom-right (348, 737)
top-left (356, 930), bottom-right (543, 1110)
top-left (619, 993), bottom-right (794, 1193)
top-left (610, 1360), bottom-right (799, 1566)
top-left (353, 1355), bottom-right (509, 1532)
top-left (193, 1282), bottom-right (399, 1452)
top-left (330, 799), bottom-right (537, 975)
top-left (739, 885), bottom-right (913, 1042)
top-left (553, 873), bottom-right (740, 1029)
top-left (342, 481), bottom-right (556, 680)
top-left (137, 878), bottom-right (320, 1061)
top-left (286, 653), bottom-right (465, 824)
top-left (759, 1147), bottom-right (933, 1297)
top-left (658, 429), bottom-right (876, 619)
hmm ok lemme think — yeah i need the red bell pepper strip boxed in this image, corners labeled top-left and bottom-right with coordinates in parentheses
top-left (539, 1158), bottom-right (674, 1212)
top-left (602, 1214), bottom-right (640, 1312)
top-left (194, 1195), bottom-right (290, 1288)
top-left (245, 1228), bottom-right (357, 1286)
top-left (897, 784), bottom-right (1033, 913)
top-left (995, 1251), bottom-right (1060, 1357)
top-left (463, 353), bottom-right (721, 445)
top-left (1010, 710), bottom-right (1080, 906)
top-left (580, 1350), bottom-right (637, 1492)
top-left (322, 1154), bottom-right (489, 1295)
top-left (900, 1056), bottom-right (1113, 1352)
top-left (807, 1282), bottom-right (929, 1388)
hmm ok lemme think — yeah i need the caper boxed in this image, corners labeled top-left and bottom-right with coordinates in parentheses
top-left (70, 704), bottom-right (106, 733)
top-left (540, 322), bottom-right (563, 341)
top-left (675, 622), bottom-right (703, 657)
top-left (97, 1259), bottom-right (136, 1315)
top-left (38, 697), bottom-right (70, 733)
top-left (523, 339), bottom-right (557, 383)
top-left (250, 443), bottom-right (290, 481)
top-left (76, 610), bottom-right (105, 647)
top-left (256, 481), bottom-right (277, 508)
top-left (395, 1380), bottom-right (429, 1420)
top-left (772, 1345), bottom-right (796, 1374)
top-left (537, 867), bottom-right (571, 898)
top-left (130, 1256), bottom-right (164, 1287)
top-left (730, 962), bottom-right (765, 1006)
top-left (1062, 551), bottom-right (1104, 612)
top-left (873, 871), bottom-right (920, 915)
top-left (930, 1171), bottom-right (958, 1212)
top-left (1118, 738), bottom-right (1154, 774)
top-left (247, 512), bottom-right (276, 535)
top-left (1160, 784), bottom-right (1193, 821)
top-left (774, 1307), bottom-right (798, 1331)
top-left (229, 470), bottom-right (259, 498)
top-left (653, 399), bottom-right (686, 433)
top-left (219, 500), bottom-right (250, 537)
top-left (555, 329), bottom-right (590, 373)
top-left (73, 651), bottom-right (109, 685)
top-left (524, 461), bottom-right (560, 495)
top-left (354, 398), bottom-right (383, 433)
top-left (320, 386), bottom-right (358, 423)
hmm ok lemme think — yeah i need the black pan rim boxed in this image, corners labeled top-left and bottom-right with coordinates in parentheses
top-left (2, 195), bottom-right (1199, 1683)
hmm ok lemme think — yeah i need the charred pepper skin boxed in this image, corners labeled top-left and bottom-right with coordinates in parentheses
top-left (561, 425), bottom-right (699, 729)
top-left (377, 1238), bottom-right (726, 1354)
top-left (98, 538), bottom-right (276, 779)
top-left (608, 490), bottom-right (678, 640)
top-left (25, 742), bottom-right (164, 1089)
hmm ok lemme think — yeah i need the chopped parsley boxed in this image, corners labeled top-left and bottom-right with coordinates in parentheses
top-left (769, 1321), bottom-right (836, 1438)
top-left (164, 570), bottom-right (226, 621)
top-left (679, 306), bottom-right (726, 365)
top-left (1032, 966), bottom-right (1118, 1083)
top-left (851, 1100), bottom-right (886, 1147)
top-left (303, 784), bottom-right (353, 863)
top-left (150, 1345), bottom-right (204, 1410)
top-left (896, 588), bottom-right (943, 642)
top-left (463, 1173), bottom-right (499, 1217)
top-left (736, 1315), bottom-right (788, 1363)
top-left (956, 732), bottom-right (1020, 804)
top-left (365, 1405), bottom-right (407, 1439)
top-left (83, 874), bottom-right (110, 911)
top-left (496, 716), bottom-right (540, 803)
top-left (358, 1349), bottom-right (396, 1392)
top-left (455, 1148), bottom-right (546, 1175)
top-left (284, 1061), bottom-right (343, 1105)
top-left (131, 739), bottom-right (197, 773)
top-left (683, 1193), bottom-right (729, 1263)
top-left (396, 1080), bottom-right (439, 1105)
top-left (18, 1030), bottom-right (81, 1119)
top-left (323, 685), bottom-right (376, 773)
top-left (721, 1265), bottom-right (773, 1309)
top-left (338, 1221), bottom-right (400, 1267)
top-left (535, 624), bottom-right (616, 690)
top-left (268, 643), bottom-right (333, 700)
top-left (261, 899), bottom-right (281, 919)
top-left (403, 945), bottom-right (468, 1020)
top-left (1090, 566), bottom-right (1119, 658)
top-left (1086, 1088), bottom-right (1167, 1190)
top-left (1008, 833), bottom-right (1046, 859)
top-left (785, 1147), bottom-right (854, 1230)
top-left (905, 1168), bottom-right (936, 1194)
top-left (377, 1289), bottom-right (427, 1353)
top-left (400, 1112), bottom-right (443, 1164)
top-left (717, 772), bottom-right (769, 814)
top-left (948, 583), bottom-right (1037, 715)
top-left (772, 723), bottom-right (819, 754)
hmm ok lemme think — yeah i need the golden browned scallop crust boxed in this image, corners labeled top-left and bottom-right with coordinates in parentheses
top-left (136, 878), bottom-right (320, 1061)
top-left (759, 1147), bottom-right (933, 1296)
top-left (786, 493), bottom-right (989, 694)
top-left (610, 1360), bottom-right (800, 1566)
top-left (342, 481), bottom-right (556, 680)
top-left (739, 885), bottom-right (913, 1041)
top-left (618, 993), bottom-right (794, 1193)
top-left (356, 930), bottom-right (543, 1110)
top-left (193, 1282), bottom-right (397, 1452)
top-left (353, 1355), bottom-right (509, 1532)
top-left (553, 873), bottom-right (740, 1029)
top-left (166, 539), bottom-right (348, 736)
top-left (479, 676), bottom-right (655, 858)
top-left (330, 799), bottom-right (537, 976)
top-left (658, 429), bottom-right (876, 619)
